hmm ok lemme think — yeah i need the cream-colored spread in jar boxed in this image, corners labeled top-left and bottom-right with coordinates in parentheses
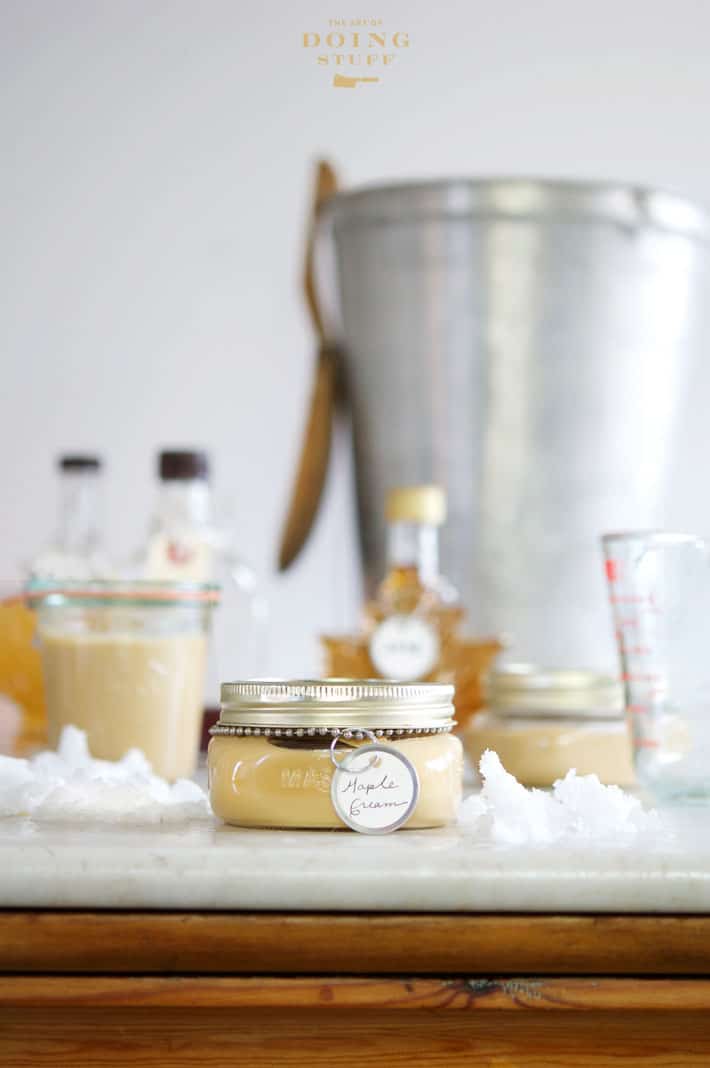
top-left (463, 665), bottom-right (634, 787)
top-left (28, 580), bottom-right (219, 781)
top-left (208, 730), bottom-right (462, 829)
top-left (40, 630), bottom-right (208, 780)
top-left (208, 679), bottom-right (462, 830)
top-left (464, 710), bottom-right (635, 787)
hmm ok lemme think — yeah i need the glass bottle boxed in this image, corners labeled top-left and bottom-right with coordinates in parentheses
top-left (321, 485), bottom-right (501, 728)
top-left (142, 450), bottom-right (215, 582)
top-left (364, 486), bottom-right (463, 681)
top-left (30, 455), bottom-right (110, 580)
top-left (9, 454), bottom-right (108, 747)
top-left (140, 450), bottom-right (267, 695)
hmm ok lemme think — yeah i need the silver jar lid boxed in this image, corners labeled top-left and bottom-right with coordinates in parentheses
top-left (486, 664), bottom-right (623, 720)
top-left (218, 679), bottom-right (455, 731)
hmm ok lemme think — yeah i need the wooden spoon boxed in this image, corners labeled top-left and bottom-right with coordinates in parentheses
top-left (277, 160), bottom-right (340, 571)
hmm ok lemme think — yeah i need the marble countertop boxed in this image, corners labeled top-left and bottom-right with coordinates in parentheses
top-left (2, 807), bottom-right (709, 913)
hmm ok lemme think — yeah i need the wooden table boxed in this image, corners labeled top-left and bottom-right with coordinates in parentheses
top-left (2, 910), bottom-right (710, 1066)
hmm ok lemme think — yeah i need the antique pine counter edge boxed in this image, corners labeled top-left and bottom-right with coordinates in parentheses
top-left (2, 910), bottom-right (710, 975)
top-left (4, 911), bottom-right (710, 1065)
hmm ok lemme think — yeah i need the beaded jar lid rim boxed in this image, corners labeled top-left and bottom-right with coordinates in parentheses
top-left (210, 724), bottom-right (452, 738)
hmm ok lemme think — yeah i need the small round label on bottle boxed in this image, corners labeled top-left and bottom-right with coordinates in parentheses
top-left (330, 744), bottom-right (420, 834)
top-left (369, 615), bottom-right (440, 681)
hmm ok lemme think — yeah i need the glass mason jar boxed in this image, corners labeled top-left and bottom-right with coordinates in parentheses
top-left (463, 665), bottom-right (635, 787)
top-left (26, 579), bottom-right (219, 780)
top-left (208, 679), bottom-right (463, 830)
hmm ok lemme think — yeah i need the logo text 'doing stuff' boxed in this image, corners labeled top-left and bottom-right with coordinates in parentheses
top-left (302, 19), bottom-right (410, 86)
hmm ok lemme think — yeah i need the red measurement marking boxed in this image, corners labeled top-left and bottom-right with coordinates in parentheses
top-left (624, 645), bottom-right (653, 656)
top-left (167, 541), bottom-right (195, 565)
top-left (635, 739), bottom-right (660, 749)
top-left (610, 594), bottom-right (651, 605)
top-left (605, 559), bottom-right (620, 582)
top-left (628, 704), bottom-right (650, 714)
top-left (622, 672), bottom-right (661, 682)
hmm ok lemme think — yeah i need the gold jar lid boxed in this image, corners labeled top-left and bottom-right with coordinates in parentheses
top-left (385, 485), bottom-right (446, 525)
top-left (486, 664), bottom-right (623, 719)
top-left (218, 679), bottom-right (455, 731)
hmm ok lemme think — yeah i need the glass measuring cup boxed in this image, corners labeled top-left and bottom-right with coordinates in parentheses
top-left (602, 531), bottom-right (709, 802)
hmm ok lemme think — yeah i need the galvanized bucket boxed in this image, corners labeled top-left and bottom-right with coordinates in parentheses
top-left (327, 179), bottom-right (710, 668)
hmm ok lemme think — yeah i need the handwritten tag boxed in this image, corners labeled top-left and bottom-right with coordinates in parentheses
top-left (330, 743), bottom-right (420, 834)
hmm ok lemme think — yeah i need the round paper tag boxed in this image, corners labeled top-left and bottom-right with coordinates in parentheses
top-left (369, 615), bottom-right (440, 681)
top-left (330, 743), bottom-right (420, 834)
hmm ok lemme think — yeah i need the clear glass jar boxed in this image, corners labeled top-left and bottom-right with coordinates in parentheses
top-left (26, 580), bottom-right (219, 779)
top-left (463, 665), bottom-right (635, 787)
top-left (208, 680), bottom-right (462, 830)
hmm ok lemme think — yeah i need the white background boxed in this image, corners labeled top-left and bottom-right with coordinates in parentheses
top-left (3, 0), bottom-right (710, 673)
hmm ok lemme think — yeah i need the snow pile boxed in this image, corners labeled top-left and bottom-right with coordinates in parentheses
top-left (459, 750), bottom-right (659, 844)
top-left (0, 726), bottom-right (209, 823)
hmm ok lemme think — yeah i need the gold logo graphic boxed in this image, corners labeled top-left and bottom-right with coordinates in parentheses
top-left (332, 73), bottom-right (379, 88)
top-left (302, 18), bottom-right (410, 87)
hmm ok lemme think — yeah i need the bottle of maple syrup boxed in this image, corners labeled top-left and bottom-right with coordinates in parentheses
top-left (321, 485), bottom-right (501, 726)
top-left (365, 485), bottom-right (463, 681)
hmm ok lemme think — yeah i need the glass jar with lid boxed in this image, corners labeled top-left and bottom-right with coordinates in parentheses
top-left (27, 579), bottom-right (220, 780)
top-left (208, 679), bottom-right (462, 830)
top-left (463, 665), bottom-right (635, 787)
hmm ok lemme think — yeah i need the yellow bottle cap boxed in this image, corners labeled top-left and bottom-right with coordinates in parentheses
top-left (385, 485), bottom-right (447, 526)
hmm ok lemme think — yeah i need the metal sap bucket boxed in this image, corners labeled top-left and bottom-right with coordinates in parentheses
top-left (327, 179), bottom-right (710, 668)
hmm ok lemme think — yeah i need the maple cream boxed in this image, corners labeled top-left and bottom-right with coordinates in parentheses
top-left (208, 680), bottom-right (462, 830)
top-left (464, 665), bottom-right (634, 787)
top-left (464, 711), bottom-right (635, 787)
top-left (27, 580), bottom-right (219, 780)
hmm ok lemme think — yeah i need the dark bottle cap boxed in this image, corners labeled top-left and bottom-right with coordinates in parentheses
top-left (158, 450), bottom-right (210, 481)
top-left (58, 454), bottom-right (102, 471)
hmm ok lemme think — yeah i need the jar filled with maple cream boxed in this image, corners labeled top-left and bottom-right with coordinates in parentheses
top-left (27, 579), bottom-right (219, 780)
top-left (464, 665), bottom-right (635, 787)
top-left (208, 680), bottom-right (462, 831)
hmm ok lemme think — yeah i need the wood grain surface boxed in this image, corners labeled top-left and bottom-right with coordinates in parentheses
top-left (3, 975), bottom-right (710, 1010)
top-left (2, 1007), bottom-right (709, 1067)
top-left (4, 911), bottom-right (710, 1066)
top-left (3, 911), bottom-right (710, 975)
